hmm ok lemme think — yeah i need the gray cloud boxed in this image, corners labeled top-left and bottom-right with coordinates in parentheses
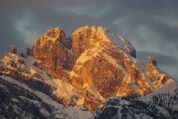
top-left (0, 0), bottom-right (178, 79)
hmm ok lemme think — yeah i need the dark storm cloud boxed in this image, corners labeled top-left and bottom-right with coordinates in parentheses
top-left (0, 10), bottom-right (28, 54)
top-left (0, 0), bottom-right (178, 79)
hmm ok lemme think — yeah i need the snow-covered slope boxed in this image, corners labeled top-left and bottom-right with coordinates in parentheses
top-left (93, 82), bottom-right (178, 119)
top-left (0, 75), bottom-right (91, 119)
top-left (0, 51), bottom-right (84, 107)
top-left (105, 30), bottom-right (136, 57)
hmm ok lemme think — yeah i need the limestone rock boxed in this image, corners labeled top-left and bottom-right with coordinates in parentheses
top-left (33, 27), bottom-right (74, 81)
top-left (0, 50), bottom-right (83, 108)
top-left (72, 26), bottom-right (136, 59)
top-left (0, 25), bottom-right (176, 112)
top-left (70, 26), bottom-right (175, 110)
top-left (9, 45), bottom-right (17, 54)
top-left (146, 56), bottom-right (175, 89)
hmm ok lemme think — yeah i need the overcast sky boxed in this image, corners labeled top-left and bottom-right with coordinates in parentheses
top-left (0, 0), bottom-right (178, 79)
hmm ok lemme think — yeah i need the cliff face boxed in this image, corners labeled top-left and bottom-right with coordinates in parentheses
top-left (69, 26), bottom-right (174, 110)
top-left (33, 27), bottom-right (74, 81)
top-left (0, 26), bottom-right (176, 111)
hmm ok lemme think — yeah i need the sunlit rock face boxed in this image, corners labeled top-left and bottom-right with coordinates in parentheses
top-left (0, 47), bottom-right (83, 108)
top-left (146, 56), bottom-right (175, 89)
top-left (70, 26), bottom-right (174, 110)
top-left (72, 26), bottom-right (136, 59)
top-left (0, 26), bottom-right (176, 111)
top-left (33, 27), bottom-right (74, 82)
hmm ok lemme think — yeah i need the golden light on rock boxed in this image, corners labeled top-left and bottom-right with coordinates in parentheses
top-left (0, 26), bottom-right (175, 111)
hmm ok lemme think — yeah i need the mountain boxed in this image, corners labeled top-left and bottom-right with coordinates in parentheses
top-left (0, 25), bottom-right (177, 119)
top-left (93, 82), bottom-right (178, 119)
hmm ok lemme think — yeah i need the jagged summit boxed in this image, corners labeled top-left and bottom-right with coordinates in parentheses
top-left (0, 25), bottom-right (177, 113)
top-left (72, 25), bottom-right (136, 58)
top-left (35, 27), bottom-right (71, 49)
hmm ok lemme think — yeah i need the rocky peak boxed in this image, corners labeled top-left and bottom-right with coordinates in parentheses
top-left (146, 56), bottom-right (174, 89)
top-left (72, 26), bottom-right (136, 59)
top-left (69, 26), bottom-right (174, 110)
top-left (35, 27), bottom-right (70, 48)
top-left (9, 45), bottom-right (17, 54)
top-left (33, 27), bottom-right (74, 80)
top-left (44, 27), bottom-right (66, 43)
top-left (0, 25), bottom-right (176, 112)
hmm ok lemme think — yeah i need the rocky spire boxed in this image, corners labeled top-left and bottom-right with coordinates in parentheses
top-left (9, 45), bottom-right (17, 54)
